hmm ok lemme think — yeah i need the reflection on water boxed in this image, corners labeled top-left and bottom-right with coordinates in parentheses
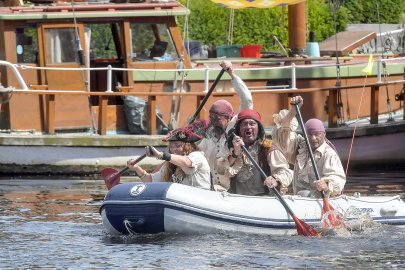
top-left (0, 173), bottom-right (404, 269)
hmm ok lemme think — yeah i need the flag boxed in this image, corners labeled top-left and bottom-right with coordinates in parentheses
top-left (362, 54), bottom-right (374, 75)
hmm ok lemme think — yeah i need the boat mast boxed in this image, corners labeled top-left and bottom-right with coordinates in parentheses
top-left (288, 2), bottom-right (306, 56)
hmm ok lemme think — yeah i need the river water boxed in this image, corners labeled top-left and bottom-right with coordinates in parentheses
top-left (1, 171), bottom-right (404, 269)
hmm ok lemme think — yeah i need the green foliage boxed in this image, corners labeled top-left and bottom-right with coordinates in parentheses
top-left (176, 0), bottom-right (402, 49)
top-left (344, 0), bottom-right (405, 24)
top-left (177, 0), bottom-right (349, 50)
top-left (307, 0), bottom-right (349, 42)
top-left (178, 0), bottom-right (289, 50)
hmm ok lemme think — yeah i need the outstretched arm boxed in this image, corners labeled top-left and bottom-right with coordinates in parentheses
top-left (220, 61), bottom-right (253, 112)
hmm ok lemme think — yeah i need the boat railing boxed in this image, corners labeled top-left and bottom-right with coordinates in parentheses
top-left (15, 56), bottom-right (405, 93)
top-left (1, 60), bottom-right (404, 135)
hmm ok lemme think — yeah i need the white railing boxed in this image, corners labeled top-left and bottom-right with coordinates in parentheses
top-left (0, 60), bottom-right (29, 90)
top-left (4, 56), bottom-right (405, 93)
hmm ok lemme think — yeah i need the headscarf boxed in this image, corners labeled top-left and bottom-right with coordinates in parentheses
top-left (237, 109), bottom-right (262, 122)
top-left (209, 100), bottom-right (234, 118)
top-left (304, 118), bottom-right (325, 135)
top-left (304, 118), bottom-right (337, 152)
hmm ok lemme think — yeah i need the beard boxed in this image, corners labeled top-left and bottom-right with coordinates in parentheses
top-left (208, 119), bottom-right (226, 138)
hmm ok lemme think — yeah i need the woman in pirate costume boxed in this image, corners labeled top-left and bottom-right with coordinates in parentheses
top-left (127, 121), bottom-right (211, 190)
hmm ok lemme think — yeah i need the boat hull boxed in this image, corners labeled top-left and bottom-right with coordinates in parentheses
top-left (328, 120), bottom-right (405, 168)
top-left (100, 182), bottom-right (405, 236)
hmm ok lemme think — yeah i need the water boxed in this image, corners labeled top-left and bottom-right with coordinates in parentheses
top-left (1, 173), bottom-right (404, 269)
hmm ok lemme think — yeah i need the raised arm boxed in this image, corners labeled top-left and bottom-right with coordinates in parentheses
top-left (220, 61), bottom-right (253, 112)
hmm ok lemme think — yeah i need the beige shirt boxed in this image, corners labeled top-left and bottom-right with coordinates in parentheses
top-left (198, 75), bottom-right (253, 191)
top-left (217, 141), bottom-right (293, 196)
top-left (272, 118), bottom-right (346, 197)
top-left (151, 151), bottom-right (211, 190)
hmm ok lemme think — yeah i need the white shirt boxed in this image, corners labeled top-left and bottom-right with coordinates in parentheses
top-left (198, 75), bottom-right (253, 191)
top-left (151, 151), bottom-right (211, 190)
top-left (272, 113), bottom-right (346, 197)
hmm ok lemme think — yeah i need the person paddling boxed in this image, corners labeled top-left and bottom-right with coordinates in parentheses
top-left (127, 123), bottom-right (211, 190)
top-left (218, 109), bottom-right (293, 196)
top-left (270, 96), bottom-right (346, 197)
top-left (198, 60), bottom-right (253, 192)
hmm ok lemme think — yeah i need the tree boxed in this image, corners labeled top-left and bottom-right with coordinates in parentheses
top-left (177, 0), bottom-right (347, 50)
top-left (344, 0), bottom-right (405, 24)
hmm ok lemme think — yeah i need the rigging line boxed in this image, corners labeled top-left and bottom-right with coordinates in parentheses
top-left (345, 87), bottom-right (351, 120)
top-left (329, 0), bottom-right (344, 125)
top-left (70, 0), bottom-right (97, 134)
top-left (375, 0), bottom-right (384, 59)
top-left (227, 9), bottom-right (235, 45)
top-left (345, 75), bottom-right (368, 176)
top-left (168, 0), bottom-right (188, 130)
top-left (181, 0), bottom-right (190, 59)
top-left (375, 0), bottom-right (394, 122)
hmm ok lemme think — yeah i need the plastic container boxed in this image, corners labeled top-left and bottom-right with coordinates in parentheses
top-left (216, 45), bottom-right (242, 58)
top-left (306, 42), bottom-right (320, 57)
top-left (240, 44), bottom-right (262, 58)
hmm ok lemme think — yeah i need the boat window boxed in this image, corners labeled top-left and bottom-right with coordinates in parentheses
top-left (15, 26), bottom-right (38, 64)
top-left (130, 22), bottom-right (178, 62)
top-left (86, 23), bottom-right (120, 61)
top-left (43, 28), bottom-right (77, 64)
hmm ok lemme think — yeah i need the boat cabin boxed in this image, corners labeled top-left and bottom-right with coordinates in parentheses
top-left (0, 0), bottom-right (404, 135)
top-left (0, 0), bottom-right (191, 133)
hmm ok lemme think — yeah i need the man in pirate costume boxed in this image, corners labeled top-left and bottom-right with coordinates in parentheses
top-left (127, 122), bottom-right (211, 190)
top-left (198, 60), bottom-right (253, 192)
top-left (270, 96), bottom-right (346, 197)
top-left (217, 109), bottom-right (293, 196)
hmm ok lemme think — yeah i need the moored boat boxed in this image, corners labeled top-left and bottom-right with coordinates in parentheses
top-left (0, 0), bottom-right (404, 175)
top-left (100, 182), bottom-right (405, 236)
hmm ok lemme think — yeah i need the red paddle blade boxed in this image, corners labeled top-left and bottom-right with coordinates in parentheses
top-left (292, 215), bottom-right (320, 236)
top-left (321, 198), bottom-right (344, 228)
top-left (101, 167), bottom-right (120, 190)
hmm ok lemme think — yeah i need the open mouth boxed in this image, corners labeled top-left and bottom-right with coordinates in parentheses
top-left (243, 130), bottom-right (254, 139)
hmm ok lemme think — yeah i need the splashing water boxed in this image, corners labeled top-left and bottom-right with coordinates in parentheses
top-left (342, 206), bottom-right (381, 233)
top-left (318, 206), bottom-right (383, 237)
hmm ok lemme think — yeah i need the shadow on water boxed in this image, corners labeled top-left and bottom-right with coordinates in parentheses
top-left (345, 168), bottom-right (405, 198)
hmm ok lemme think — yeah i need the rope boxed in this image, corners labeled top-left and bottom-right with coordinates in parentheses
top-left (345, 76), bottom-right (368, 176)
top-left (71, 0), bottom-right (97, 134)
top-left (329, 0), bottom-right (345, 125)
top-left (168, 0), bottom-right (189, 130)
top-left (227, 9), bottom-right (235, 45)
top-left (375, 0), bottom-right (394, 122)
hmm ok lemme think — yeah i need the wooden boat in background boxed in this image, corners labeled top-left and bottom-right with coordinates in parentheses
top-left (0, 0), bottom-right (404, 174)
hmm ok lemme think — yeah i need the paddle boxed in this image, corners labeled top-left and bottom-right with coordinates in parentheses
top-left (102, 154), bottom-right (147, 190)
top-left (236, 137), bottom-right (319, 236)
top-left (293, 103), bottom-right (342, 228)
top-left (187, 68), bottom-right (226, 125)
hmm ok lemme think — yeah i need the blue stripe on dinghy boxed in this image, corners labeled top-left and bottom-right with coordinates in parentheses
top-left (101, 182), bottom-right (405, 234)
top-left (371, 216), bottom-right (405, 225)
top-left (101, 182), bottom-right (173, 234)
top-left (103, 199), bottom-right (316, 229)
top-left (152, 198), bottom-right (405, 227)
top-left (104, 198), bottom-right (405, 230)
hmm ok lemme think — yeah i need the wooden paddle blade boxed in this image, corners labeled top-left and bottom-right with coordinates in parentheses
top-left (321, 198), bottom-right (344, 228)
top-left (102, 167), bottom-right (120, 190)
top-left (292, 215), bottom-right (320, 236)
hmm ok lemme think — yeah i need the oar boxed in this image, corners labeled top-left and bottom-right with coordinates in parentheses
top-left (102, 154), bottom-right (147, 190)
top-left (293, 103), bottom-right (342, 228)
top-left (238, 141), bottom-right (319, 236)
top-left (187, 68), bottom-right (226, 125)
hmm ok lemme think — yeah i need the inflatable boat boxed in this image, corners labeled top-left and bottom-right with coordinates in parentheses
top-left (100, 182), bottom-right (405, 236)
